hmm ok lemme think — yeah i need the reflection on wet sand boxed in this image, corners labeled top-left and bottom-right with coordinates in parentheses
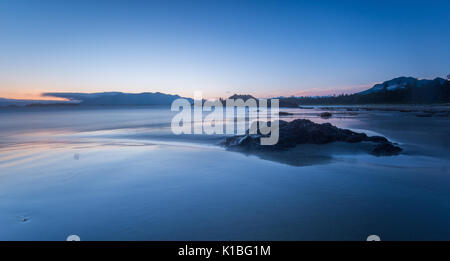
top-left (0, 106), bottom-right (449, 240)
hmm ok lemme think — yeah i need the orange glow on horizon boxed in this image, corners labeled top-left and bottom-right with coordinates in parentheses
top-left (0, 83), bottom-right (374, 101)
top-left (0, 92), bottom-right (68, 101)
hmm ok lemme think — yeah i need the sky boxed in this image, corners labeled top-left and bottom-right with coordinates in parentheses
top-left (0, 0), bottom-right (449, 100)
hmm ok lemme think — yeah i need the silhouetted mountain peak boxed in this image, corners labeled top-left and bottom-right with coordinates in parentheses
top-left (277, 76), bottom-right (449, 106)
top-left (359, 76), bottom-right (447, 95)
top-left (42, 92), bottom-right (193, 106)
top-left (228, 94), bottom-right (256, 101)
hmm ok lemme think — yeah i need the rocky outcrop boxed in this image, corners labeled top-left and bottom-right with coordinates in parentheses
top-left (222, 119), bottom-right (402, 156)
top-left (319, 112), bottom-right (332, 118)
top-left (279, 111), bottom-right (293, 116)
top-left (371, 143), bottom-right (402, 156)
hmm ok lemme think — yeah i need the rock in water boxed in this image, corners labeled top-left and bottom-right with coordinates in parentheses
top-left (371, 143), bottom-right (402, 156)
top-left (319, 112), bottom-right (332, 118)
top-left (222, 119), bottom-right (402, 156)
top-left (279, 111), bottom-right (293, 116)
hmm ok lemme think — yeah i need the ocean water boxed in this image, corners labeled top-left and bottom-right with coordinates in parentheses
top-left (0, 106), bottom-right (449, 240)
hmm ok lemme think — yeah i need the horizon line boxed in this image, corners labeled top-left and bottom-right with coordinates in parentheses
top-left (2, 75), bottom-right (447, 101)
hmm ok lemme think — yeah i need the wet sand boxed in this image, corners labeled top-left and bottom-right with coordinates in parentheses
top-left (0, 105), bottom-right (449, 240)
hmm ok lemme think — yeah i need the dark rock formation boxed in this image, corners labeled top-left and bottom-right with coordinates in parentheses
top-left (319, 112), bottom-right (332, 118)
top-left (222, 119), bottom-right (402, 156)
top-left (371, 143), bottom-right (403, 156)
top-left (279, 111), bottom-right (293, 116)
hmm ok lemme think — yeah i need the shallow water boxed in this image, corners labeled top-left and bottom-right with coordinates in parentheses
top-left (0, 106), bottom-right (449, 240)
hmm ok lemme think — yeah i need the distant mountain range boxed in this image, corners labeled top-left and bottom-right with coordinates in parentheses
top-left (0, 92), bottom-right (193, 107)
top-left (277, 77), bottom-right (450, 107)
top-left (1, 77), bottom-right (449, 107)
top-left (224, 76), bottom-right (450, 107)
top-left (358, 77), bottom-right (447, 95)
top-left (42, 92), bottom-right (193, 106)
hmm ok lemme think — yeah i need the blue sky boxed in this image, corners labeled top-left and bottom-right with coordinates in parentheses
top-left (0, 0), bottom-right (449, 99)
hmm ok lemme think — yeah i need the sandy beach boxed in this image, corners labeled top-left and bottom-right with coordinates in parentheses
top-left (0, 105), bottom-right (449, 240)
